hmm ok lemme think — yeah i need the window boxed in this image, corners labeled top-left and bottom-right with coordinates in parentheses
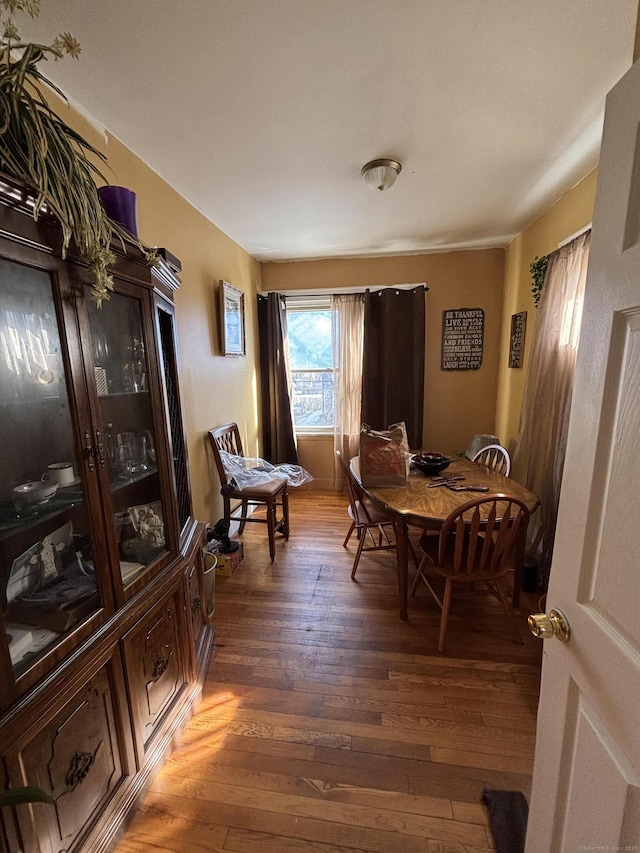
top-left (286, 296), bottom-right (334, 430)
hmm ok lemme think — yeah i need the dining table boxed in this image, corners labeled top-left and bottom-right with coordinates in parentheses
top-left (350, 455), bottom-right (540, 620)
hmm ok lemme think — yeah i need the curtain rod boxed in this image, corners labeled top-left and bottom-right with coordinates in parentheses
top-left (259, 282), bottom-right (428, 297)
top-left (558, 223), bottom-right (591, 248)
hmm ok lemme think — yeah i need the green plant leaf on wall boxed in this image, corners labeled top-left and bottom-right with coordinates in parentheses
top-left (530, 255), bottom-right (549, 308)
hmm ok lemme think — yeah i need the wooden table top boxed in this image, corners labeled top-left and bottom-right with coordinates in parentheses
top-left (350, 456), bottom-right (539, 527)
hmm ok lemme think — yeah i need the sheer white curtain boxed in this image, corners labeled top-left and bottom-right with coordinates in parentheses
top-left (513, 230), bottom-right (591, 580)
top-left (332, 294), bottom-right (364, 488)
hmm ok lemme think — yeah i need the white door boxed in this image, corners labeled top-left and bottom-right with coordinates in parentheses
top-left (526, 59), bottom-right (640, 851)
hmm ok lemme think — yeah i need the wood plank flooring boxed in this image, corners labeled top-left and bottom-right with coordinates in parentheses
top-left (116, 490), bottom-right (542, 852)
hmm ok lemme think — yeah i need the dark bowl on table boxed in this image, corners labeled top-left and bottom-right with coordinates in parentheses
top-left (411, 453), bottom-right (452, 475)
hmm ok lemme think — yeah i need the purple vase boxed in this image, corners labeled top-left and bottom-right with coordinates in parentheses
top-left (98, 185), bottom-right (138, 237)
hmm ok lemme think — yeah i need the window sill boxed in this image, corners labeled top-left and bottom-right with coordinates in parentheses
top-left (295, 431), bottom-right (334, 440)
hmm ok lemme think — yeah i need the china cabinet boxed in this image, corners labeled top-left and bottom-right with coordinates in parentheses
top-left (0, 176), bottom-right (212, 852)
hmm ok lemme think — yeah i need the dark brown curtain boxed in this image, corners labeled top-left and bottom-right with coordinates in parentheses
top-left (257, 292), bottom-right (298, 464)
top-left (361, 286), bottom-right (426, 450)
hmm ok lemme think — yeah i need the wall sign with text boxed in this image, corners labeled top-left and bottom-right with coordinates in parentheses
top-left (509, 311), bottom-right (527, 368)
top-left (441, 308), bottom-right (484, 370)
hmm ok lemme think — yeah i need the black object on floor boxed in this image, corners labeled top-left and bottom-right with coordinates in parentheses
top-left (208, 518), bottom-right (240, 553)
top-left (482, 788), bottom-right (529, 853)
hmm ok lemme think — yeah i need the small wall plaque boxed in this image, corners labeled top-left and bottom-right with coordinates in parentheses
top-left (441, 308), bottom-right (484, 371)
top-left (509, 311), bottom-right (527, 368)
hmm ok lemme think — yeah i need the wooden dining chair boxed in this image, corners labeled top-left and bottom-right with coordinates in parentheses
top-left (208, 423), bottom-right (289, 561)
top-left (336, 451), bottom-right (420, 579)
top-left (336, 450), bottom-right (398, 578)
top-left (411, 494), bottom-right (529, 652)
top-left (471, 443), bottom-right (511, 477)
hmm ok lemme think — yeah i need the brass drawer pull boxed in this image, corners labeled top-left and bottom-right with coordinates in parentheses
top-left (84, 430), bottom-right (95, 471)
top-left (66, 750), bottom-right (95, 789)
top-left (95, 428), bottom-right (106, 468)
top-left (152, 653), bottom-right (170, 680)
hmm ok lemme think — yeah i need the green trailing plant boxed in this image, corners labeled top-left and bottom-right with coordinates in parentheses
top-left (530, 254), bottom-right (548, 308)
top-left (0, 786), bottom-right (54, 807)
top-left (0, 0), bottom-right (157, 306)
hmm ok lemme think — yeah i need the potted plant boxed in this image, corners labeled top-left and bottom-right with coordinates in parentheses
top-left (0, 0), bottom-right (157, 306)
top-left (530, 254), bottom-right (548, 308)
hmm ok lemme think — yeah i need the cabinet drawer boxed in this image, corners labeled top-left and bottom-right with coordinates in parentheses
top-left (122, 588), bottom-right (186, 755)
top-left (8, 662), bottom-right (125, 853)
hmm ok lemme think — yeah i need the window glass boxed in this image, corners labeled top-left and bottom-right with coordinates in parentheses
top-left (287, 309), bottom-right (334, 429)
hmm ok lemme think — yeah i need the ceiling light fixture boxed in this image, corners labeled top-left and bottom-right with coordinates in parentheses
top-left (361, 158), bottom-right (402, 191)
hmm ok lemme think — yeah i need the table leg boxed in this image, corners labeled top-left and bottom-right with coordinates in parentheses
top-left (395, 517), bottom-right (409, 620)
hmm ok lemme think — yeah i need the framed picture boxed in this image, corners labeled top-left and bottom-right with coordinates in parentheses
top-left (441, 308), bottom-right (484, 370)
top-left (220, 280), bottom-right (246, 356)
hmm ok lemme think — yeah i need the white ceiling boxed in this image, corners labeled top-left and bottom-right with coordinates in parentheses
top-left (22, 1), bottom-right (637, 261)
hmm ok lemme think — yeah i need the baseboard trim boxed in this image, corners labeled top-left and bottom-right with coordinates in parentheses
top-left (297, 478), bottom-right (335, 491)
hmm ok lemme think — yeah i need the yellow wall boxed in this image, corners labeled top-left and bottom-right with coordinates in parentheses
top-left (262, 250), bottom-right (505, 462)
top-left (495, 169), bottom-right (598, 464)
top-left (48, 97), bottom-right (597, 505)
top-left (54, 101), bottom-right (261, 527)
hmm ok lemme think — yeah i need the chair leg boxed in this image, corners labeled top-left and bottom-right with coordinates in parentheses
top-left (351, 526), bottom-right (367, 580)
top-left (264, 498), bottom-right (277, 561)
top-left (238, 499), bottom-right (248, 534)
top-left (223, 495), bottom-right (232, 527)
top-left (380, 525), bottom-right (393, 546)
top-left (408, 539), bottom-right (420, 570)
top-left (343, 521), bottom-right (356, 548)
top-left (410, 556), bottom-right (427, 596)
top-left (438, 578), bottom-right (453, 653)
top-left (492, 580), bottom-right (525, 645)
top-left (366, 527), bottom-right (379, 548)
top-left (282, 488), bottom-right (290, 539)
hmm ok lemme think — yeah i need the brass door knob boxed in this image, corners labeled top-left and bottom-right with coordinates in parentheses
top-left (528, 608), bottom-right (571, 642)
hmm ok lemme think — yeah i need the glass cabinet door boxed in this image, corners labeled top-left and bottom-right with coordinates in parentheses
top-left (86, 286), bottom-right (169, 592)
top-left (156, 298), bottom-right (191, 537)
top-left (0, 259), bottom-right (103, 679)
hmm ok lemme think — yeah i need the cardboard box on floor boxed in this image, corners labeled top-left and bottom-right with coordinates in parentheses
top-left (204, 540), bottom-right (244, 577)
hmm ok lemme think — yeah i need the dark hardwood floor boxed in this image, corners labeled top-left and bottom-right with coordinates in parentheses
top-left (116, 489), bottom-right (542, 852)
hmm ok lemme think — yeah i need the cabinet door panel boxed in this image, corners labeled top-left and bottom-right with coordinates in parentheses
top-left (155, 297), bottom-right (192, 538)
top-left (123, 589), bottom-right (186, 753)
top-left (0, 253), bottom-right (112, 701)
top-left (11, 663), bottom-right (124, 853)
top-left (85, 286), bottom-right (171, 595)
top-left (186, 558), bottom-right (203, 651)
